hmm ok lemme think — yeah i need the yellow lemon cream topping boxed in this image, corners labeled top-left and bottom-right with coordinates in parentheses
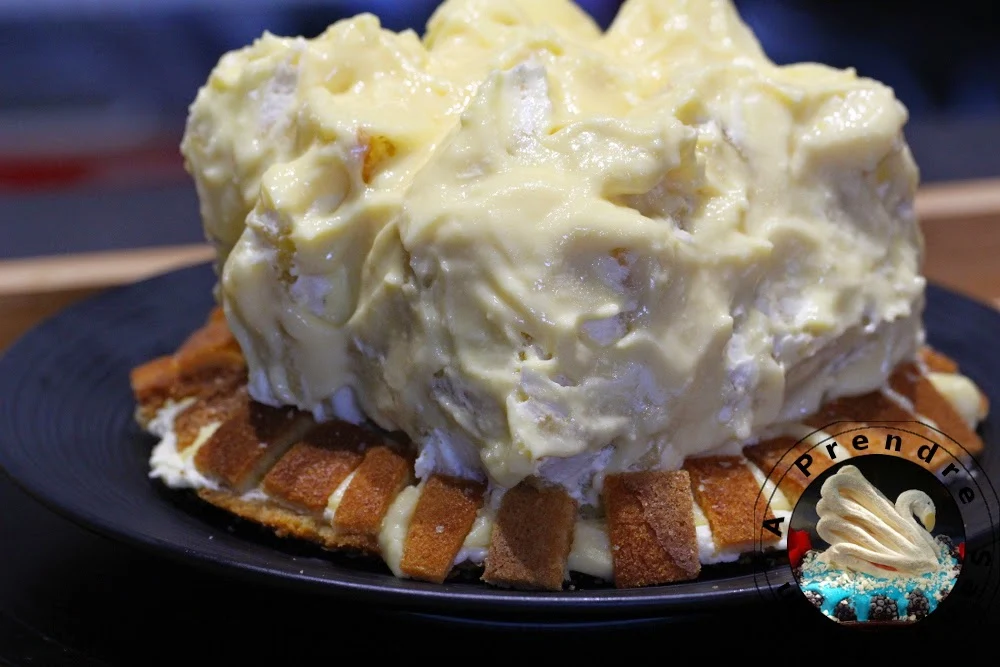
top-left (181, 0), bottom-right (924, 501)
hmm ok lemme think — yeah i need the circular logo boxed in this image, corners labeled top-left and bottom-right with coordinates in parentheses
top-left (790, 455), bottom-right (963, 623)
top-left (752, 421), bottom-right (1000, 626)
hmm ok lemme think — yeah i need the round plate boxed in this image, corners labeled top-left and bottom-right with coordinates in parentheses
top-left (0, 263), bottom-right (997, 618)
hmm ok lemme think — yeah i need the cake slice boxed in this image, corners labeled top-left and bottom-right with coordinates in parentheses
top-left (603, 471), bottom-right (700, 588)
top-left (920, 346), bottom-right (959, 374)
top-left (482, 482), bottom-right (577, 591)
top-left (174, 388), bottom-right (247, 452)
top-left (192, 399), bottom-right (314, 493)
top-left (331, 445), bottom-right (414, 553)
top-left (130, 307), bottom-right (246, 424)
top-left (743, 436), bottom-right (838, 505)
top-left (803, 390), bottom-right (912, 433)
top-left (131, 355), bottom-right (182, 425)
top-left (683, 456), bottom-right (780, 556)
top-left (888, 362), bottom-right (985, 460)
top-left (401, 474), bottom-right (486, 583)
top-left (174, 307), bottom-right (244, 381)
top-left (261, 422), bottom-right (369, 514)
top-left (803, 385), bottom-right (980, 472)
top-left (197, 488), bottom-right (348, 549)
top-left (197, 422), bottom-right (402, 554)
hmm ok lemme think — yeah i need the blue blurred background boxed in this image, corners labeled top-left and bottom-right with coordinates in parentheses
top-left (2, 0), bottom-right (998, 258)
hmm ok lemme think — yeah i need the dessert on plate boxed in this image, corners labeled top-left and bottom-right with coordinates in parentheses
top-left (131, 0), bottom-right (990, 590)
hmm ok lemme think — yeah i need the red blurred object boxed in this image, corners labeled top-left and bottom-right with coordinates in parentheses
top-left (0, 143), bottom-right (184, 192)
top-left (0, 105), bottom-right (186, 193)
top-left (787, 527), bottom-right (812, 569)
top-left (958, 542), bottom-right (965, 561)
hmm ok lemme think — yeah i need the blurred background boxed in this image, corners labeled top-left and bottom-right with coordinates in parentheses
top-left (1, 0), bottom-right (998, 259)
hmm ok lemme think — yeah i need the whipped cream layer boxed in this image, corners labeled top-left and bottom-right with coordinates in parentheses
top-left (816, 465), bottom-right (940, 577)
top-left (182, 0), bottom-right (924, 496)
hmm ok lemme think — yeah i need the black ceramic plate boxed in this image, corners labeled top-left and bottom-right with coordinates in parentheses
top-left (0, 263), bottom-right (997, 620)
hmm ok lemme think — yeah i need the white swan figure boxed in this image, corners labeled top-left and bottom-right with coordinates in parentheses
top-left (815, 465), bottom-right (940, 577)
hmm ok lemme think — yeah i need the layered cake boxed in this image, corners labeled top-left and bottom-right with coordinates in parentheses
top-left (131, 0), bottom-right (991, 590)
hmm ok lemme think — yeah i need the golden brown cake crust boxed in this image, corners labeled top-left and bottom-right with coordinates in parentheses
top-left (401, 475), bottom-right (486, 583)
top-left (261, 433), bottom-right (365, 515)
top-left (333, 445), bottom-right (412, 539)
top-left (482, 482), bottom-right (577, 591)
top-left (197, 488), bottom-right (377, 554)
top-left (743, 436), bottom-right (829, 505)
top-left (803, 390), bottom-right (911, 431)
top-left (174, 388), bottom-right (247, 452)
top-left (920, 346), bottom-right (959, 374)
top-left (192, 400), bottom-right (312, 492)
top-left (889, 362), bottom-right (984, 458)
top-left (134, 308), bottom-right (991, 591)
top-left (175, 308), bottom-right (242, 369)
top-left (130, 355), bottom-right (179, 424)
top-left (683, 456), bottom-right (778, 550)
top-left (130, 307), bottom-right (247, 423)
top-left (604, 471), bottom-right (700, 588)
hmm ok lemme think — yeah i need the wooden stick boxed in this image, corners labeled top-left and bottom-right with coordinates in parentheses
top-left (916, 178), bottom-right (1000, 224)
top-left (917, 179), bottom-right (1000, 310)
top-left (0, 244), bottom-right (213, 350)
top-left (0, 244), bottom-right (213, 296)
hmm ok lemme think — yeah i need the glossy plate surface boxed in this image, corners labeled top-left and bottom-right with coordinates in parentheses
top-left (0, 264), bottom-right (997, 617)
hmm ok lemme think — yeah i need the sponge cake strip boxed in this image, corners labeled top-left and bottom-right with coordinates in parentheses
top-left (174, 388), bottom-right (248, 452)
top-left (889, 362), bottom-right (985, 458)
top-left (401, 475), bottom-right (486, 583)
top-left (801, 387), bottom-right (964, 469)
top-left (193, 400), bottom-right (314, 493)
top-left (803, 390), bottom-right (913, 431)
top-left (683, 456), bottom-right (779, 552)
top-left (840, 426), bottom-right (936, 470)
top-left (482, 482), bottom-right (576, 591)
top-left (173, 363), bottom-right (248, 410)
top-left (174, 307), bottom-right (244, 375)
top-left (197, 489), bottom-right (378, 555)
top-left (332, 445), bottom-right (413, 540)
top-left (130, 355), bottom-right (179, 423)
top-left (262, 422), bottom-right (370, 514)
top-left (133, 308), bottom-right (247, 417)
top-left (131, 307), bottom-right (248, 425)
top-left (919, 346), bottom-right (959, 374)
top-left (603, 471), bottom-right (700, 588)
top-left (743, 436), bottom-right (835, 506)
